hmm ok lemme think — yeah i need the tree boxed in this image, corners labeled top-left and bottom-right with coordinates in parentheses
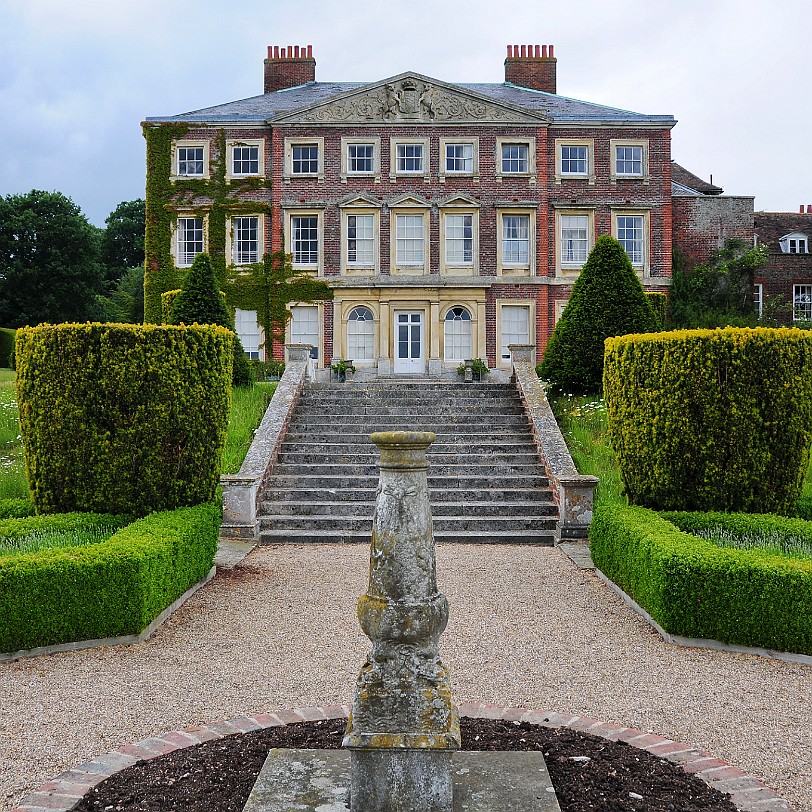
top-left (101, 199), bottom-right (145, 284)
top-left (0, 190), bottom-right (106, 327)
top-left (669, 240), bottom-right (768, 328)
top-left (227, 250), bottom-right (334, 354)
top-left (94, 266), bottom-right (145, 324)
top-left (169, 253), bottom-right (251, 385)
top-left (538, 235), bottom-right (657, 394)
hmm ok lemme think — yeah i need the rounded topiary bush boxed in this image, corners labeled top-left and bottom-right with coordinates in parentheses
top-left (604, 327), bottom-right (812, 515)
top-left (15, 323), bottom-right (233, 515)
top-left (538, 235), bottom-right (657, 394)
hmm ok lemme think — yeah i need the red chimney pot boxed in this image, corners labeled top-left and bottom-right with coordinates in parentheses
top-left (264, 44), bottom-right (316, 92)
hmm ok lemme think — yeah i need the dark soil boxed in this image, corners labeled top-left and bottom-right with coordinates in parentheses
top-left (74, 718), bottom-right (739, 812)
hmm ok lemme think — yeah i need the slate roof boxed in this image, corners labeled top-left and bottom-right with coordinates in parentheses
top-left (754, 211), bottom-right (812, 243)
top-left (670, 161), bottom-right (723, 195)
top-left (144, 78), bottom-right (675, 125)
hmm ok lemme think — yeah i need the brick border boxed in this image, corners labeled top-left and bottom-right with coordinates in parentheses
top-left (12, 704), bottom-right (793, 812)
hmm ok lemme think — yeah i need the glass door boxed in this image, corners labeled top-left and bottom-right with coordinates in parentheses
top-left (393, 311), bottom-right (424, 374)
top-left (501, 305), bottom-right (530, 366)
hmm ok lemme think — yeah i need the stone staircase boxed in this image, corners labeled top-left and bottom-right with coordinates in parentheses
top-left (258, 381), bottom-right (558, 544)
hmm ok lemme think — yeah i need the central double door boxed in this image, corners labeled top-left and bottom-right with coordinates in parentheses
top-left (392, 310), bottom-right (425, 375)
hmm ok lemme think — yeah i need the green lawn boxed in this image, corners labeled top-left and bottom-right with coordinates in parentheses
top-left (0, 372), bottom-right (277, 498)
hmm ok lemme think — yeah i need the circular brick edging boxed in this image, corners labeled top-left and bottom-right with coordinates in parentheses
top-left (13, 703), bottom-right (793, 812)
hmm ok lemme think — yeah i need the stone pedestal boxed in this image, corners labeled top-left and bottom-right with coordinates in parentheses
top-left (344, 431), bottom-right (460, 812)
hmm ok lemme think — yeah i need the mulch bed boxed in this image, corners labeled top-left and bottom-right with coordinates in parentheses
top-left (73, 718), bottom-right (739, 812)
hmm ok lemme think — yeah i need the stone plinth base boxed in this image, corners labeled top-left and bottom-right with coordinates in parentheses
top-left (242, 749), bottom-right (560, 812)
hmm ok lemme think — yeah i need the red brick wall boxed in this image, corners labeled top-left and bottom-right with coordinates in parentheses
top-left (672, 195), bottom-right (754, 267)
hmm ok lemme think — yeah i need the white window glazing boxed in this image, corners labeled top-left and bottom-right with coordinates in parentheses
top-left (502, 215), bottom-right (530, 264)
top-left (177, 217), bottom-right (203, 266)
top-left (290, 305), bottom-right (319, 348)
top-left (444, 306), bottom-right (472, 361)
top-left (753, 283), bottom-right (763, 318)
top-left (396, 214), bottom-right (424, 264)
top-left (445, 214), bottom-right (473, 264)
top-left (232, 145), bottom-right (259, 175)
top-left (347, 214), bottom-right (374, 265)
top-left (292, 216), bottom-right (318, 265)
top-left (561, 145), bottom-right (588, 175)
top-left (292, 144), bottom-right (319, 174)
top-left (794, 285), bottom-right (812, 321)
top-left (396, 143), bottom-right (424, 173)
top-left (790, 238), bottom-right (809, 254)
top-left (615, 145), bottom-right (643, 176)
top-left (501, 144), bottom-right (529, 174)
top-left (177, 146), bottom-right (204, 176)
top-left (445, 143), bottom-right (473, 173)
top-left (561, 215), bottom-right (589, 265)
top-left (501, 306), bottom-right (530, 360)
top-left (616, 215), bottom-right (644, 265)
top-left (347, 306), bottom-right (375, 361)
top-left (348, 144), bottom-right (374, 173)
top-left (232, 216), bottom-right (259, 265)
top-left (234, 309), bottom-right (261, 359)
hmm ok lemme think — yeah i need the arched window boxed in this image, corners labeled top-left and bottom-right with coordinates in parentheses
top-left (347, 306), bottom-right (375, 361)
top-left (444, 306), bottom-right (473, 361)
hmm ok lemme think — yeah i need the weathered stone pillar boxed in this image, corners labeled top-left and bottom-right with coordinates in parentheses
top-left (344, 431), bottom-right (460, 812)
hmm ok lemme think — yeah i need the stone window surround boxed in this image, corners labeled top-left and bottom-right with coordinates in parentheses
top-left (283, 206), bottom-right (325, 275)
top-left (336, 300), bottom-right (379, 366)
top-left (226, 213), bottom-right (265, 267)
top-left (339, 200), bottom-right (381, 276)
top-left (441, 303), bottom-right (475, 362)
top-left (340, 137), bottom-right (382, 184)
top-left (554, 138), bottom-right (595, 185)
top-left (389, 137), bottom-right (431, 183)
top-left (496, 299), bottom-right (536, 369)
top-left (610, 138), bottom-right (650, 184)
top-left (554, 298), bottom-right (569, 324)
top-left (389, 198), bottom-right (430, 275)
top-left (496, 205), bottom-right (536, 276)
top-left (554, 207), bottom-right (595, 277)
top-left (285, 301), bottom-right (324, 362)
top-left (438, 138), bottom-right (480, 183)
top-left (611, 207), bottom-right (651, 275)
top-left (439, 201), bottom-right (480, 277)
top-left (171, 211), bottom-right (208, 268)
top-left (495, 136), bottom-right (537, 185)
top-left (226, 138), bottom-right (266, 179)
top-left (283, 137), bottom-right (325, 183)
top-left (171, 140), bottom-right (210, 180)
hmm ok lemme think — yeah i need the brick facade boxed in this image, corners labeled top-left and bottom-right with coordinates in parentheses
top-left (671, 194), bottom-right (754, 267)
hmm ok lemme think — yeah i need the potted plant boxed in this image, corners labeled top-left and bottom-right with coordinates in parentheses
top-left (331, 358), bottom-right (356, 382)
top-left (456, 358), bottom-right (489, 382)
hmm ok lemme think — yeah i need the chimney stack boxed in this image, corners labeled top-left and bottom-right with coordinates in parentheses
top-left (264, 44), bottom-right (315, 93)
top-left (808, 205), bottom-right (812, 214)
top-left (504, 44), bottom-right (557, 94)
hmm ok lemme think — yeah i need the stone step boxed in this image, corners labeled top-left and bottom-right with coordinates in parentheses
top-left (306, 383), bottom-right (512, 393)
top-left (276, 451), bottom-right (542, 466)
top-left (287, 416), bottom-right (531, 429)
top-left (261, 488), bottom-right (552, 504)
top-left (279, 441), bottom-right (537, 454)
top-left (259, 514), bottom-right (559, 533)
top-left (272, 462), bottom-right (546, 477)
top-left (299, 395), bottom-right (522, 406)
top-left (283, 431), bottom-right (534, 443)
top-left (260, 500), bottom-right (556, 517)
top-left (258, 528), bottom-right (557, 545)
top-left (266, 474), bottom-right (551, 489)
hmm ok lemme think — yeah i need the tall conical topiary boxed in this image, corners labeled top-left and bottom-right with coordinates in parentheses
top-left (169, 253), bottom-right (251, 385)
top-left (538, 235), bottom-right (657, 394)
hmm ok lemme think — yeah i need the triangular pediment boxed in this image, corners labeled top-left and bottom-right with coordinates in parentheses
top-left (270, 72), bottom-right (551, 126)
top-left (389, 193), bottom-right (430, 208)
top-left (338, 193), bottom-right (382, 208)
top-left (439, 193), bottom-right (480, 207)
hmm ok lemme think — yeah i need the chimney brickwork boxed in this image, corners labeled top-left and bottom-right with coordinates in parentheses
top-left (504, 44), bottom-right (557, 94)
top-left (264, 45), bottom-right (316, 93)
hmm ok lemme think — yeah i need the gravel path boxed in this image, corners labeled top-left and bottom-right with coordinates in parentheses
top-left (1, 544), bottom-right (810, 811)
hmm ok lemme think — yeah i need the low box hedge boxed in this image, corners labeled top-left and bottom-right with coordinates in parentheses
top-left (0, 503), bottom-right (220, 654)
top-left (590, 503), bottom-right (812, 655)
top-left (0, 498), bottom-right (35, 519)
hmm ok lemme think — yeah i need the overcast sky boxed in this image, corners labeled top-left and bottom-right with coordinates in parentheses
top-left (1, 0), bottom-right (809, 226)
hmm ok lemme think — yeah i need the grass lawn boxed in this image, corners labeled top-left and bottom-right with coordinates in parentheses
top-left (0, 371), bottom-right (277, 497)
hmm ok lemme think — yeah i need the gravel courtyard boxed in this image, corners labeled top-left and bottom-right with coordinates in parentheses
top-left (1, 544), bottom-right (809, 811)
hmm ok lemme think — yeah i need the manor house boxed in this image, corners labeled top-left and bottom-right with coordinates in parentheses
top-left (143, 44), bottom-right (677, 375)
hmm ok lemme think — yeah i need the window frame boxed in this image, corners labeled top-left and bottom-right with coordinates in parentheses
top-left (172, 140), bottom-right (210, 180)
top-left (284, 208), bottom-right (324, 274)
top-left (497, 300), bottom-right (535, 369)
top-left (495, 137), bottom-right (537, 184)
top-left (440, 205), bottom-right (479, 276)
top-left (611, 209), bottom-right (650, 274)
top-left (497, 207), bottom-right (536, 276)
top-left (439, 138), bottom-right (479, 183)
top-left (227, 214), bottom-right (264, 266)
top-left (794, 284), bottom-right (812, 322)
top-left (226, 138), bottom-right (265, 179)
top-left (610, 139), bottom-right (649, 183)
top-left (286, 302), bottom-right (322, 362)
top-left (341, 208), bottom-right (380, 275)
top-left (234, 308), bottom-right (264, 360)
top-left (753, 283), bottom-right (763, 319)
top-left (345, 305), bottom-right (377, 363)
top-left (172, 214), bottom-right (207, 267)
top-left (389, 137), bottom-right (431, 182)
top-left (780, 232), bottom-right (810, 254)
top-left (442, 305), bottom-right (474, 362)
top-left (554, 138), bottom-right (594, 184)
top-left (284, 137), bottom-right (325, 182)
top-left (340, 137), bottom-right (381, 183)
top-left (555, 208), bottom-right (595, 276)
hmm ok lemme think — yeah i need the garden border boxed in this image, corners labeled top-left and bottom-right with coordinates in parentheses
top-left (11, 703), bottom-right (792, 812)
top-left (0, 566), bottom-right (216, 663)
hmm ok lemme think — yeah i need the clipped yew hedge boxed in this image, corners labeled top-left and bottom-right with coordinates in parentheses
top-left (591, 504), bottom-right (812, 655)
top-left (0, 327), bottom-right (15, 367)
top-left (604, 327), bottom-right (812, 514)
top-left (0, 504), bottom-right (220, 654)
top-left (15, 323), bottom-right (233, 516)
top-left (645, 292), bottom-right (667, 329)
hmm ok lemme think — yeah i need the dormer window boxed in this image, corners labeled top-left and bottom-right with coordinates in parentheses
top-left (779, 232), bottom-right (809, 254)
